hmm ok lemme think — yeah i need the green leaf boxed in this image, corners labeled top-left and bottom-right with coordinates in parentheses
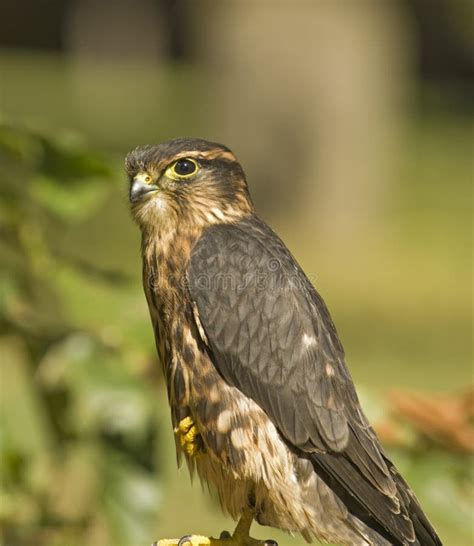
top-left (0, 336), bottom-right (53, 465)
top-left (30, 174), bottom-right (109, 222)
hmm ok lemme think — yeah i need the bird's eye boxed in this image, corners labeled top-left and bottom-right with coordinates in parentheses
top-left (166, 158), bottom-right (199, 180)
top-left (174, 159), bottom-right (197, 176)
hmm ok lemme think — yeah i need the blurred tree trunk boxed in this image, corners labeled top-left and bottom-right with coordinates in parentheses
top-left (62, 0), bottom-right (170, 146)
top-left (195, 1), bottom-right (414, 251)
top-left (64, 0), bottom-right (164, 60)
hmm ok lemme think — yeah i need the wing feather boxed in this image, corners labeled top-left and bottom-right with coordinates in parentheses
top-left (188, 216), bottom-right (441, 546)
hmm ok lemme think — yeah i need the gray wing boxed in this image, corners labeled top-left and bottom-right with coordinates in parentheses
top-left (188, 216), bottom-right (441, 546)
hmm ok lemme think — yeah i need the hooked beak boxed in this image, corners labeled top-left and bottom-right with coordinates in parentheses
top-left (130, 177), bottom-right (158, 203)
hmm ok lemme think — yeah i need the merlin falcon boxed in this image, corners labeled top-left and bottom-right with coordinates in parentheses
top-left (126, 138), bottom-right (442, 546)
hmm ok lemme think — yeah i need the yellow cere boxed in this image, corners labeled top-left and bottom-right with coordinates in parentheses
top-left (135, 172), bottom-right (153, 184)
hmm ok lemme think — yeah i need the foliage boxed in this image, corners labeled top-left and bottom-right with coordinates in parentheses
top-left (0, 125), bottom-right (162, 546)
top-left (362, 386), bottom-right (474, 545)
top-left (0, 124), bottom-right (472, 546)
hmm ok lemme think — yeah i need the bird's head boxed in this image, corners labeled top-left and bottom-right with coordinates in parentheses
top-left (125, 138), bottom-right (253, 232)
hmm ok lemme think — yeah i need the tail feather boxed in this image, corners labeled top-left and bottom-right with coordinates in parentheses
top-left (389, 463), bottom-right (443, 546)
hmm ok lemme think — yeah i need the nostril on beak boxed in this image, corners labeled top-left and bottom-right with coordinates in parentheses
top-left (130, 179), bottom-right (158, 202)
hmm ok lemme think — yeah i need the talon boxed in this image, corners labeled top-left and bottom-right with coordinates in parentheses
top-left (177, 416), bottom-right (194, 434)
top-left (173, 534), bottom-right (211, 546)
top-left (175, 416), bottom-right (202, 457)
top-left (184, 425), bottom-right (198, 442)
top-left (153, 537), bottom-right (212, 546)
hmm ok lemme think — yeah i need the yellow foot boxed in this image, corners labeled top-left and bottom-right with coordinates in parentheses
top-left (175, 416), bottom-right (202, 457)
top-left (154, 507), bottom-right (278, 546)
top-left (153, 536), bottom-right (212, 546)
top-left (153, 532), bottom-right (278, 546)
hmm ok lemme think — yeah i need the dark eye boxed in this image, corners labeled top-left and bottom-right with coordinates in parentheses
top-left (174, 159), bottom-right (197, 176)
top-left (165, 157), bottom-right (200, 180)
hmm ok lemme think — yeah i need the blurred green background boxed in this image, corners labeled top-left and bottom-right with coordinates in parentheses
top-left (0, 2), bottom-right (472, 545)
